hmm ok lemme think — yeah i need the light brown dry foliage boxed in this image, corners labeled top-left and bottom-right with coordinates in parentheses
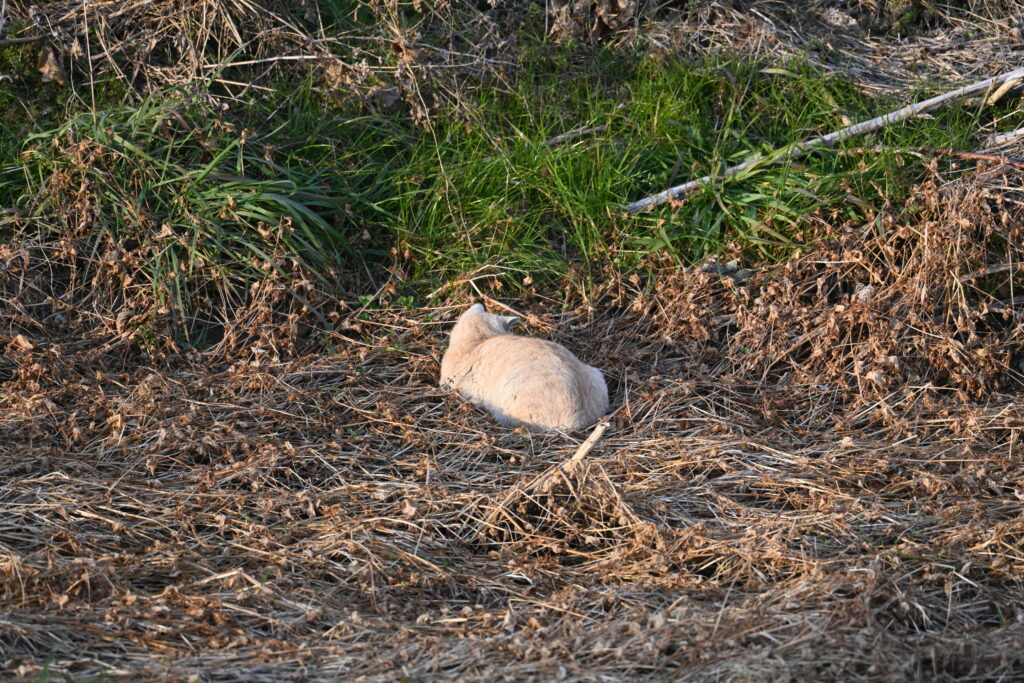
top-left (627, 0), bottom-right (1024, 96)
top-left (7, 0), bottom-right (318, 89)
top-left (3, 166), bottom-right (1024, 680)
top-left (8, 0), bottom-right (1024, 125)
top-left (4, 0), bottom-right (525, 123)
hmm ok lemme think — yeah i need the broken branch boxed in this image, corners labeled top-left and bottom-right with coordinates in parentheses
top-left (625, 67), bottom-right (1024, 213)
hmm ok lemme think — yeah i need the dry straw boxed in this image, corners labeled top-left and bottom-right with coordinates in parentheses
top-left (4, 1), bottom-right (1024, 679)
top-left (4, 164), bottom-right (1024, 679)
top-left (473, 421), bottom-right (611, 542)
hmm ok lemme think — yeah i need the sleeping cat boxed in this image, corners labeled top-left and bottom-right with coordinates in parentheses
top-left (439, 303), bottom-right (609, 432)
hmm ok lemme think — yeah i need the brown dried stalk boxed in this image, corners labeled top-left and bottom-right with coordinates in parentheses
top-left (0, 34), bottom-right (46, 46)
top-left (555, 420), bottom-right (610, 479)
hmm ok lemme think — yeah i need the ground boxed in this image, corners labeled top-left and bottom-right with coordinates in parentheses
top-left (2, 1), bottom-right (1024, 681)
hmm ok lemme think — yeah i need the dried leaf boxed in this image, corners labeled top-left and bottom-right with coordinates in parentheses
top-left (10, 334), bottom-right (34, 351)
top-left (37, 45), bottom-right (65, 85)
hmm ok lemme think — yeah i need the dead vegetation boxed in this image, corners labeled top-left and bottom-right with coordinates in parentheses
top-left (4, 164), bottom-right (1024, 680)
top-left (2, 0), bottom-right (530, 123)
top-left (9, 1), bottom-right (1024, 124)
top-left (631, 0), bottom-right (1024, 97)
top-left (5, 0), bottom-right (317, 89)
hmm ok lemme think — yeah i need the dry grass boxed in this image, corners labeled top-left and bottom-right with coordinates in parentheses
top-left (6, 0), bottom-right (316, 89)
top-left (625, 0), bottom-right (1024, 97)
top-left (4, 165), bottom-right (1024, 680)
top-left (4, 1), bottom-right (1024, 680)
top-left (3, 0), bottom-right (529, 123)
top-left (7, 0), bottom-right (1024, 124)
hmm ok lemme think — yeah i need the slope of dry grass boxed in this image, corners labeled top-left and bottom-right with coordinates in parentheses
top-left (3, 166), bottom-right (1024, 680)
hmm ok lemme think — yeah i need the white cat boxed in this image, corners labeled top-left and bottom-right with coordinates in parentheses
top-left (439, 303), bottom-right (609, 432)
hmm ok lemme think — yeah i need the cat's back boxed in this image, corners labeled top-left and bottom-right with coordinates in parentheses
top-left (472, 334), bottom-right (607, 431)
top-left (476, 335), bottom-right (581, 379)
top-left (473, 335), bottom-right (604, 405)
top-left (439, 304), bottom-right (609, 431)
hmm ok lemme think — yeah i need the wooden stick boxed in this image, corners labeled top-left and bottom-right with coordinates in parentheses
top-left (625, 67), bottom-right (1024, 213)
top-left (986, 75), bottom-right (1023, 106)
top-left (957, 262), bottom-right (1022, 283)
top-left (991, 127), bottom-right (1024, 146)
top-left (560, 421), bottom-right (609, 477)
top-left (544, 123), bottom-right (609, 147)
top-left (0, 34), bottom-right (46, 47)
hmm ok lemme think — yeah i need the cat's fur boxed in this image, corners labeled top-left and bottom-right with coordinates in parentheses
top-left (439, 303), bottom-right (609, 432)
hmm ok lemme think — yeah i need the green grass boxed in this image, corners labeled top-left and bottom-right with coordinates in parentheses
top-left (10, 88), bottom-right (395, 343)
top-left (5, 37), bottom-right (1021, 338)
top-left (0, 35), bottom-right (131, 209)
top-left (380, 50), bottom-right (1011, 288)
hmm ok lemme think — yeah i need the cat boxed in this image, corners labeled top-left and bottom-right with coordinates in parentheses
top-left (439, 303), bottom-right (609, 432)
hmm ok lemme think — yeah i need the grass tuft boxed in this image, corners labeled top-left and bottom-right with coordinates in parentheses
top-left (12, 92), bottom-right (389, 343)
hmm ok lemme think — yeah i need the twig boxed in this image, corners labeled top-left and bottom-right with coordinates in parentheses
top-left (540, 104), bottom-right (624, 149)
top-left (986, 75), bottom-right (1023, 106)
top-left (471, 290), bottom-right (551, 331)
top-left (428, 274), bottom-right (502, 300)
top-left (559, 421), bottom-right (610, 478)
top-left (0, 34), bottom-right (45, 47)
top-left (990, 127), bottom-right (1024, 147)
top-left (200, 55), bottom-right (325, 69)
top-left (476, 125), bottom-right (608, 164)
top-left (984, 295), bottom-right (1024, 313)
top-left (287, 289), bottom-right (331, 328)
top-left (920, 149), bottom-right (1024, 170)
top-left (478, 105), bottom-right (625, 164)
top-left (476, 420), bottom-right (612, 539)
top-left (543, 123), bottom-right (610, 147)
top-left (535, 421), bottom-right (612, 494)
top-left (426, 265), bottom-right (528, 300)
top-left (626, 67), bottom-right (1024, 213)
top-left (958, 263), bottom-right (1022, 283)
top-left (477, 295), bottom-right (529, 320)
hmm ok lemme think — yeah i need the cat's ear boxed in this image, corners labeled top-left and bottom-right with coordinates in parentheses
top-left (465, 303), bottom-right (486, 314)
top-left (499, 315), bottom-right (521, 329)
